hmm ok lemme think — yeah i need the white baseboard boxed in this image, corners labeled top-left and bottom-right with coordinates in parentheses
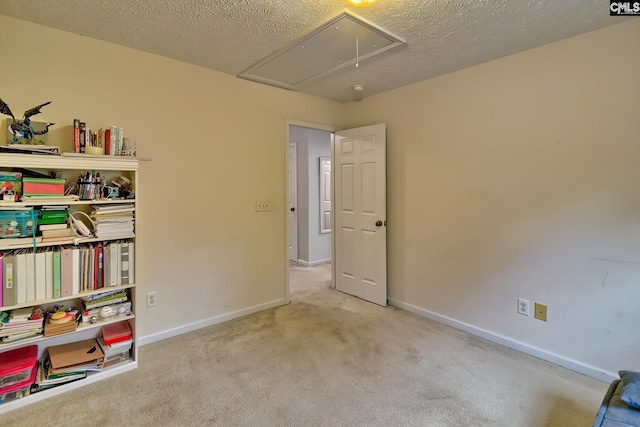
top-left (138, 298), bottom-right (287, 346)
top-left (296, 259), bottom-right (330, 267)
top-left (388, 298), bottom-right (617, 383)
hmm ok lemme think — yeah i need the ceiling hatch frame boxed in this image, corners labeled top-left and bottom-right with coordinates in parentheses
top-left (238, 11), bottom-right (406, 90)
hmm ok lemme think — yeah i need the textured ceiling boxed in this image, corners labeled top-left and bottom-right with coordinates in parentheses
top-left (0, 0), bottom-right (626, 103)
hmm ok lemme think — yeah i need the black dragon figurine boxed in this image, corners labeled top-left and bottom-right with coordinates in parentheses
top-left (0, 98), bottom-right (55, 143)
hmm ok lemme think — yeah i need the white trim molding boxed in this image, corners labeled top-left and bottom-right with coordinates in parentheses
top-left (388, 298), bottom-right (617, 383)
top-left (138, 299), bottom-right (287, 346)
top-left (296, 259), bottom-right (331, 267)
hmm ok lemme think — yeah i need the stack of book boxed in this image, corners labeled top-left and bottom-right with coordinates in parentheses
top-left (0, 145), bottom-right (60, 156)
top-left (39, 222), bottom-right (74, 243)
top-left (38, 206), bottom-right (70, 241)
top-left (98, 321), bottom-right (133, 367)
top-left (33, 357), bottom-right (87, 392)
top-left (81, 289), bottom-right (128, 310)
top-left (81, 289), bottom-right (131, 322)
top-left (21, 195), bottom-right (78, 203)
top-left (0, 306), bottom-right (44, 344)
top-left (90, 204), bottom-right (134, 238)
top-left (43, 310), bottom-right (79, 338)
top-left (44, 339), bottom-right (104, 380)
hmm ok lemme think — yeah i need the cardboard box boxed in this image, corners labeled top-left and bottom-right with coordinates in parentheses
top-left (47, 339), bottom-right (104, 373)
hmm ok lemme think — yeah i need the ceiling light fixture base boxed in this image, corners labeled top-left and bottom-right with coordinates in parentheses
top-left (347, 0), bottom-right (378, 7)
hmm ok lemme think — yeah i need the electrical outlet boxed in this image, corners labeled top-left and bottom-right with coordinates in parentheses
top-left (517, 298), bottom-right (530, 316)
top-left (146, 291), bottom-right (157, 308)
top-left (534, 302), bottom-right (547, 321)
top-left (256, 201), bottom-right (271, 212)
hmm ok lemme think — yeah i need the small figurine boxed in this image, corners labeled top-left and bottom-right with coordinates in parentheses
top-left (0, 97), bottom-right (55, 144)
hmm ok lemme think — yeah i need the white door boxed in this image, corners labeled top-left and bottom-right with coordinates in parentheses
top-left (334, 123), bottom-right (387, 306)
top-left (288, 143), bottom-right (298, 262)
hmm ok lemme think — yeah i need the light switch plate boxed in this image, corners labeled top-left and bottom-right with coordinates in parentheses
top-left (256, 201), bottom-right (271, 212)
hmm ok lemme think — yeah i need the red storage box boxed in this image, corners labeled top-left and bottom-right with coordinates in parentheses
top-left (0, 345), bottom-right (38, 395)
top-left (22, 178), bottom-right (65, 196)
top-left (102, 321), bottom-right (132, 346)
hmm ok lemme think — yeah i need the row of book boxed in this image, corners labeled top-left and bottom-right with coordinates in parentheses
top-left (0, 241), bottom-right (134, 307)
top-left (73, 121), bottom-right (125, 156)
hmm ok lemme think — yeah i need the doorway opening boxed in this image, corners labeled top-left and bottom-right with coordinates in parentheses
top-left (285, 120), bottom-right (337, 303)
top-left (286, 120), bottom-right (388, 306)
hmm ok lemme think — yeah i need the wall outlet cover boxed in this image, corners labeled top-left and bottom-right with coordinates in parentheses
top-left (534, 302), bottom-right (547, 321)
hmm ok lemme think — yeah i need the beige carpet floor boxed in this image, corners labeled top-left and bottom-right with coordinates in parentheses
top-left (1, 263), bottom-right (608, 426)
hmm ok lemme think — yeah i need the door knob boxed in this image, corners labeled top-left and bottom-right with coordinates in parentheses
top-left (290, 207), bottom-right (295, 212)
top-left (375, 220), bottom-right (382, 227)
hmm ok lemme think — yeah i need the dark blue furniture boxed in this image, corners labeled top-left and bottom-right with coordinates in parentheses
top-left (593, 379), bottom-right (640, 427)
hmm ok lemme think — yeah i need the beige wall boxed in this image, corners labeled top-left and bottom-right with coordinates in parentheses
top-left (344, 20), bottom-right (640, 377)
top-left (0, 15), bottom-right (343, 338)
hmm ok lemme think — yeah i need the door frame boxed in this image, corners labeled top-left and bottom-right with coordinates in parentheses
top-left (288, 142), bottom-right (298, 263)
top-left (285, 119), bottom-right (337, 304)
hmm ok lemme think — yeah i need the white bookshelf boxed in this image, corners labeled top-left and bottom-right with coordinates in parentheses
top-left (0, 153), bottom-right (139, 414)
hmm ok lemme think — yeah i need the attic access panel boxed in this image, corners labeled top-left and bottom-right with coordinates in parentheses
top-left (239, 12), bottom-right (405, 89)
